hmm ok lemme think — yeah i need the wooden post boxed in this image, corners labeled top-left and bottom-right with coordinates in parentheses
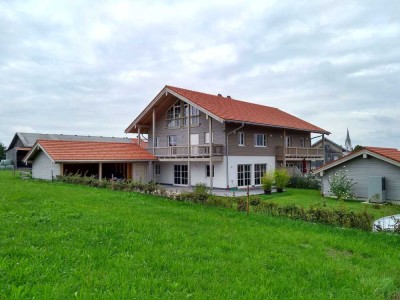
top-left (283, 129), bottom-right (287, 168)
top-left (246, 186), bottom-right (250, 215)
top-left (187, 104), bottom-right (191, 188)
top-left (137, 127), bottom-right (141, 146)
top-left (209, 116), bottom-right (213, 191)
top-left (152, 108), bottom-right (156, 154)
top-left (322, 134), bottom-right (325, 165)
top-left (99, 162), bottom-right (102, 180)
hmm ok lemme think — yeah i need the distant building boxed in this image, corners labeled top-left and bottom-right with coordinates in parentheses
top-left (311, 137), bottom-right (347, 170)
top-left (345, 128), bottom-right (353, 151)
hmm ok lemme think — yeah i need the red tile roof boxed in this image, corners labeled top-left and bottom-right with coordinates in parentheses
top-left (167, 85), bottom-right (329, 133)
top-left (130, 138), bottom-right (148, 148)
top-left (33, 140), bottom-right (156, 162)
top-left (314, 146), bottom-right (400, 172)
top-left (364, 146), bottom-right (400, 163)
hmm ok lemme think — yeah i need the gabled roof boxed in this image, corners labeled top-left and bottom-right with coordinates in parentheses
top-left (126, 85), bottom-right (330, 134)
top-left (7, 132), bottom-right (132, 151)
top-left (130, 138), bottom-right (148, 148)
top-left (24, 140), bottom-right (156, 163)
top-left (314, 146), bottom-right (400, 173)
top-left (311, 137), bottom-right (346, 151)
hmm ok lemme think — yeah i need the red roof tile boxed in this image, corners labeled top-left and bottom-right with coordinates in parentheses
top-left (35, 140), bottom-right (156, 162)
top-left (130, 138), bottom-right (148, 148)
top-left (364, 146), bottom-right (400, 164)
top-left (314, 146), bottom-right (400, 172)
top-left (166, 85), bottom-right (328, 133)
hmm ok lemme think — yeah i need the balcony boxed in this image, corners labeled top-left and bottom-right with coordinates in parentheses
top-left (276, 146), bottom-right (324, 161)
top-left (149, 144), bottom-right (224, 161)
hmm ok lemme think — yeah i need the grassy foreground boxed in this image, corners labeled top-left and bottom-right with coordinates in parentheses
top-left (1, 171), bottom-right (400, 299)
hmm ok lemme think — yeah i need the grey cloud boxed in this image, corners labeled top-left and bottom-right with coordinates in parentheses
top-left (0, 0), bottom-right (399, 149)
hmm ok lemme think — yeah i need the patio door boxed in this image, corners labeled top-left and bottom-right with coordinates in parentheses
top-left (174, 165), bottom-right (188, 185)
top-left (190, 134), bottom-right (199, 156)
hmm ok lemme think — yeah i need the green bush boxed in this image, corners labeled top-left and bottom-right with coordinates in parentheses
top-left (288, 174), bottom-right (321, 190)
top-left (274, 169), bottom-right (290, 191)
top-left (261, 171), bottom-right (274, 191)
top-left (236, 197), bottom-right (247, 212)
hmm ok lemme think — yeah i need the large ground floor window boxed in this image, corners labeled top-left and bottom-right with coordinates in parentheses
top-left (174, 165), bottom-right (188, 185)
top-left (254, 164), bottom-right (267, 185)
top-left (237, 164), bottom-right (251, 187)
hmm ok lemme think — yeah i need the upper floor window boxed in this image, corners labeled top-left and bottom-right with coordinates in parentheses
top-left (205, 132), bottom-right (214, 144)
top-left (238, 132), bottom-right (245, 146)
top-left (285, 136), bottom-right (292, 147)
top-left (167, 102), bottom-right (182, 128)
top-left (168, 135), bottom-right (177, 146)
top-left (300, 138), bottom-right (305, 148)
top-left (186, 106), bottom-right (200, 125)
top-left (167, 101), bottom-right (200, 128)
top-left (154, 137), bottom-right (159, 148)
top-left (254, 134), bottom-right (266, 147)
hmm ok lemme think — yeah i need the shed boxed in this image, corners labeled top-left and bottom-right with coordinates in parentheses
top-left (23, 140), bottom-right (157, 182)
top-left (315, 147), bottom-right (400, 204)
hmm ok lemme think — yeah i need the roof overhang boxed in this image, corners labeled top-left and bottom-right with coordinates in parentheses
top-left (23, 143), bottom-right (55, 164)
top-left (57, 159), bottom-right (157, 163)
top-left (314, 148), bottom-right (400, 174)
top-left (125, 86), bottom-right (224, 134)
top-left (226, 120), bottom-right (330, 134)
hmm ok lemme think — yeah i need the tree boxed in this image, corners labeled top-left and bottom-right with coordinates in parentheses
top-left (0, 143), bottom-right (6, 160)
top-left (353, 145), bottom-right (363, 151)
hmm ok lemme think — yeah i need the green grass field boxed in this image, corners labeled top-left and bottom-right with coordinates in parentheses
top-left (260, 188), bottom-right (400, 218)
top-left (1, 171), bottom-right (400, 299)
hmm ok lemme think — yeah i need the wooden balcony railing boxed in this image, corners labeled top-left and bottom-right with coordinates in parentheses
top-left (149, 144), bottom-right (224, 158)
top-left (276, 146), bottom-right (324, 159)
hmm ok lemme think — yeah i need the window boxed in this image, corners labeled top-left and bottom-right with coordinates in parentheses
top-left (254, 134), bottom-right (266, 147)
top-left (154, 137), bottom-right (159, 148)
top-left (205, 132), bottom-right (214, 144)
top-left (238, 132), bottom-right (245, 146)
top-left (155, 164), bottom-right (161, 175)
top-left (174, 165), bottom-right (188, 185)
top-left (168, 135), bottom-right (177, 146)
top-left (285, 136), bottom-right (292, 147)
top-left (300, 138), bottom-right (305, 148)
top-left (206, 165), bottom-right (214, 177)
top-left (254, 164), bottom-right (267, 185)
top-left (237, 164), bottom-right (251, 187)
top-left (167, 101), bottom-right (182, 128)
top-left (186, 105), bottom-right (200, 125)
top-left (168, 101), bottom-right (200, 128)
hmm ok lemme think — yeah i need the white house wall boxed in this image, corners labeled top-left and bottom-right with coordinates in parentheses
top-left (227, 155), bottom-right (276, 189)
top-left (321, 156), bottom-right (400, 203)
top-left (32, 151), bottom-right (60, 180)
top-left (155, 155), bottom-right (275, 189)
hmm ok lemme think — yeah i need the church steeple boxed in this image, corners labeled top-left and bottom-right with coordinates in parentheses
top-left (345, 128), bottom-right (353, 151)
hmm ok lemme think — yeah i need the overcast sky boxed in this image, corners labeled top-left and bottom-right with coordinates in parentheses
top-left (1, 0), bottom-right (399, 148)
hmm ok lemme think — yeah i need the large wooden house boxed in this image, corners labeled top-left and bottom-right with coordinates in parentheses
top-left (126, 85), bottom-right (329, 189)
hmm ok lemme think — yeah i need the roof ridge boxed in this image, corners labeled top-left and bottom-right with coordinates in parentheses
top-left (166, 85), bottom-right (279, 110)
top-left (36, 139), bottom-right (136, 145)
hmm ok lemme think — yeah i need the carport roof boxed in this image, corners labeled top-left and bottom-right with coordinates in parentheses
top-left (24, 140), bottom-right (156, 163)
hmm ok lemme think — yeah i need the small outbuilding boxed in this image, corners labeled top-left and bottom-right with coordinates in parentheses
top-left (315, 147), bottom-right (400, 205)
top-left (6, 132), bottom-right (135, 168)
top-left (23, 140), bottom-right (157, 182)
